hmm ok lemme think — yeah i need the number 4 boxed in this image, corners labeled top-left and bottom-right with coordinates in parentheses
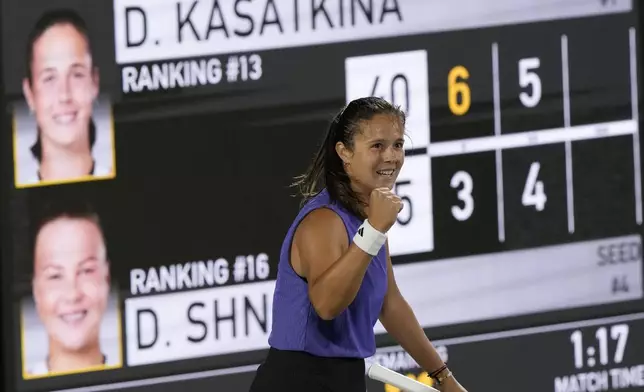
top-left (612, 275), bottom-right (629, 294)
top-left (522, 162), bottom-right (547, 211)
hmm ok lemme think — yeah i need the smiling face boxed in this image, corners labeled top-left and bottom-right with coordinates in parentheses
top-left (336, 113), bottom-right (406, 194)
top-left (32, 216), bottom-right (109, 353)
top-left (22, 22), bottom-right (98, 150)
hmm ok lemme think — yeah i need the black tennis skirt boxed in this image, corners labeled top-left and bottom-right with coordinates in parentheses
top-left (248, 347), bottom-right (367, 392)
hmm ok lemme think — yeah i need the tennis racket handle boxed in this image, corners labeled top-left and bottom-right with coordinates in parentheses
top-left (367, 363), bottom-right (440, 392)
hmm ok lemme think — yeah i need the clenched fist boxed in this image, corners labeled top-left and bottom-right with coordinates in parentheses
top-left (367, 187), bottom-right (403, 233)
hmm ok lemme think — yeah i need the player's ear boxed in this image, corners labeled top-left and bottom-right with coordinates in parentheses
top-left (91, 66), bottom-right (100, 100)
top-left (22, 78), bottom-right (35, 113)
top-left (335, 141), bottom-right (352, 165)
top-left (104, 259), bottom-right (111, 285)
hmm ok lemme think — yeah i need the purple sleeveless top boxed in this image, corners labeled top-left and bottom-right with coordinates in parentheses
top-left (268, 188), bottom-right (388, 358)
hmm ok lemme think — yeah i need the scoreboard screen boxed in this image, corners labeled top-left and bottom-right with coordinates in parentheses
top-left (1, 0), bottom-right (642, 391)
top-left (367, 312), bottom-right (644, 392)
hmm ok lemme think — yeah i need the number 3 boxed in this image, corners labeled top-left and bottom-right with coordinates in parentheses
top-left (518, 57), bottom-right (542, 108)
top-left (450, 171), bottom-right (474, 221)
top-left (249, 54), bottom-right (263, 80)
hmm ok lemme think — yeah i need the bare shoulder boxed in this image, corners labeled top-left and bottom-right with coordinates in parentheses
top-left (299, 207), bottom-right (344, 232)
top-left (292, 208), bottom-right (349, 279)
top-left (295, 208), bottom-right (347, 248)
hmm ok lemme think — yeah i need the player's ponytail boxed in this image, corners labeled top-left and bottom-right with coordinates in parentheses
top-left (292, 97), bottom-right (406, 218)
top-left (290, 110), bottom-right (341, 203)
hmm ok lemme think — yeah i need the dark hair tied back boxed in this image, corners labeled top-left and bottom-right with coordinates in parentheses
top-left (25, 9), bottom-right (96, 161)
top-left (25, 8), bottom-right (93, 82)
top-left (291, 96), bottom-right (406, 218)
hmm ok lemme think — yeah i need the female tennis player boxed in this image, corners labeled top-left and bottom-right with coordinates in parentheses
top-left (28, 207), bottom-right (115, 376)
top-left (20, 9), bottom-right (111, 185)
top-left (249, 97), bottom-right (468, 392)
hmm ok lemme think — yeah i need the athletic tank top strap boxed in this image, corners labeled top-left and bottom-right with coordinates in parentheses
top-left (268, 188), bottom-right (388, 359)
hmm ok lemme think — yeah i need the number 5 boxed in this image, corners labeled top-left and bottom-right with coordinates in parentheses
top-left (518, 57), bottom-right (542, 108)
top-left (393, 180), bottom-right (413, 225)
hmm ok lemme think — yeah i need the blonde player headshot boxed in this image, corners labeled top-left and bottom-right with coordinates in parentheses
top-left (22, 203), bottom-right (121, 377)
top-left (14, 9), bottom-right (114, 188)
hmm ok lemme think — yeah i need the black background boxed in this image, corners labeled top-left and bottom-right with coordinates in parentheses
top-left (2, 1), bottom-right (644, 392)
top-left (431, 151), bottom-right (500, 255)
top-left (498, 24), bottom-right (565, 134)
top-left (502, 144), bottom-right (569, 248)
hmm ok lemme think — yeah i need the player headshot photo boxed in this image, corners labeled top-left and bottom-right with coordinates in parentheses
top-left (21, 203), bottom-right (122, 378)
top-left (13, 8), bottom-right (115, 188)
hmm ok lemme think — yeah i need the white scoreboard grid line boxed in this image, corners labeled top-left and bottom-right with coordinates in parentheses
top-left (562, 34), bottom-right (575, 234)
top-left (427, 119), bottom-right (637, 157)
top-left (492, 42), bottom-right (506, 243)
top-left (629, 27), bottom-right (642, 225)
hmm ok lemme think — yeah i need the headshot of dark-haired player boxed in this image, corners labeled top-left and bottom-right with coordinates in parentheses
top-left (23, 206), bottom-right (121, 377)
top-left (19, 9), bottom-right (113, 186)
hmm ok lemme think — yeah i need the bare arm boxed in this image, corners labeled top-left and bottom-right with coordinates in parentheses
top-left (379, 242), bottom-right (467, 391)
top-left (379, 242), bottom-right (444, 371)
top-left (295, 208), bottom-right (374, 320)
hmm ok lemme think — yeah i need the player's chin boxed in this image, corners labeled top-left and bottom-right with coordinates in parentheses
top-left (50, 128), bottom-right (84, 146)
top-left (56, 334), bottom-right (90, 353)
top-left (373, 176), bottom-right (397, 189)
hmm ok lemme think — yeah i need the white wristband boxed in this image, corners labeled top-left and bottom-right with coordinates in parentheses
top-left (353, 219), bottom-right (387, 256)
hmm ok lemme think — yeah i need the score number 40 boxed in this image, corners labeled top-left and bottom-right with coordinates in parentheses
top-left (451, 162), bottom-right (546, 221)
top-left (449, 57), bottom-right (542, 115)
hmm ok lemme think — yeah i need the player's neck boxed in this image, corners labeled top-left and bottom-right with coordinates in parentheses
top-left (39, 142), bottom-right (93, 181)
top-left (353, 188), bottom-right (370, 218)
top-left (47, 342), bottom-right (104, 373)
